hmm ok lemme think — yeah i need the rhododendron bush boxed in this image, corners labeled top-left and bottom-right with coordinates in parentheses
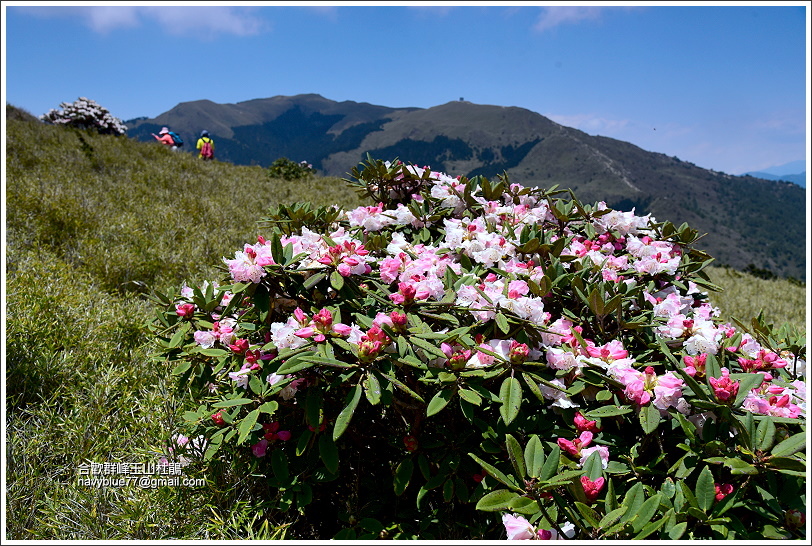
top-left (150, 157), bottom-right (806, 540)
top-left (40, 97), bottom-right (127, 135)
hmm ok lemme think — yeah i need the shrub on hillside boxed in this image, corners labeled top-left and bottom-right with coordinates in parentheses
top-left (40, 97), bottom-right (127, 136)
top-left (150, 157), bottom-right (806, 540)
top-left (267, 157), bottom-right (316, 181)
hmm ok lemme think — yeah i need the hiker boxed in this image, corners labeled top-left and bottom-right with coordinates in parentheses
top-left (152, 127), bottom-right (181, 151)
top-left (197, 130), bottom-right (215, 160)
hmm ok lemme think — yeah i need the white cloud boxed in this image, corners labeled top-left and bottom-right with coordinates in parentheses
top-left (545, 113), bottom-right (631, 135)
top-left (533, 6), bottom-right (603, 32)
top-left (15, 6), bottom-right (267, 37)
top-left (140, 7), bottom-right (266, 37)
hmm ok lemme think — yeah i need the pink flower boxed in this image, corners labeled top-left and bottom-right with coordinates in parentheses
top-left (251, 438), bottom-right (268, 457)
top-left (175, 303), bottom-right (195, 318)
top-left (586, 340), bottom-right (629, 362)
top-left (683, 353), bottom-right (707, 377)
top-left (580, 475), bottom-right (606, 503)
top-left (313, 308), bottom-right (333, 327)
top-left (558, 431), bottom-right (593, 458)
top-left (228, 338), bottom-right (249, 354)
top-left (709, 368), bottom-right (739, 402)
top-left (332, 323), bottom-right (352, 336)
top-left (714, 482), bottom-right (734, 502)
top-left (294, 326), bottom-right (316, 338)
top-left (502, 513), bottom-right (536, 540)
top-left (262, 422), bottom-right (291, 442)
top-left (509, 341), bottom-right (530, 364)
top-left (390, 310), bottom-right (408, 328)
top-left (579, 445), bottom-right (610, 469)
top-left (573, 411), bottom-right (601, 433)
top-left (389, 281), bottom-right (417, 305)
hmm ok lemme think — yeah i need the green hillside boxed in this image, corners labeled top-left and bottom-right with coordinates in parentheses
top-left (4, 105), bottom-right (806, 539)
top-left (125, 94), bottom-right (807, 279)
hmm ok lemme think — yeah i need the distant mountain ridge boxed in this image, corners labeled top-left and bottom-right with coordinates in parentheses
top-left (124, 94), bottom-right (806, 279)
top-left (742, 171), bottom-right (806, 188)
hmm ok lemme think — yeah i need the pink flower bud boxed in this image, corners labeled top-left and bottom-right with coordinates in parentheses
top-left (581, 475), bottom-right (605, 503)
top-left (294, 327), bottom-right (316, 338)
top-left (175, 303), bottom-right (196, 318)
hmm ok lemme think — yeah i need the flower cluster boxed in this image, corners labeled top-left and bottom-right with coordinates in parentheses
top-left (152, 157), bottom-right (806, 540)
top-left (40, 97), bottom-right (127, 135)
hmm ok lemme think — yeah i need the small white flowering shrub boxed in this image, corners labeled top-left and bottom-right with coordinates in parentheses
top-left (40, 97), bottom-right (127, 136)
top-left (150, 157), bottom-right (806, 540)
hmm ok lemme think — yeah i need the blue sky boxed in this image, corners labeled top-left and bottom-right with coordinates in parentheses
top-left (2, 2), bottom-right (809, 175)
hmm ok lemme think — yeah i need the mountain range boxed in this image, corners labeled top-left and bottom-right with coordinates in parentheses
top-left (742, 171), bottom-right (806, 188)
top-left (124, 94), bottom-right (806, 279)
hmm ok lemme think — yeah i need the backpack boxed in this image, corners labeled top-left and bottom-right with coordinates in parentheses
top-left (168, 131), bottom-right (183, 147)
top-left (200, 138), bottom-right (214, 159)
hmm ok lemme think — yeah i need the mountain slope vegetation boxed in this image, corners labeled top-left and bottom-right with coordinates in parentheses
top-left (125, 94), bottom-right (806, 279)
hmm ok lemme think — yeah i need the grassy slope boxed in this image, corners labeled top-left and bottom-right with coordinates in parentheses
top-left (4, 106), bottom-right (807, 539)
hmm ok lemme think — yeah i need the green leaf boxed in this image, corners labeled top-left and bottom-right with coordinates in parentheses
top-left (539, 444), bottom-right (561, 481)
top-left (667, 521), bottom-right (687, 540)
top-left (363, 371), bottom-right (382, 405)
top-left (495, 312), bottom-right (510, 334)
top-left (704, 456), bottom-right (758, 475)
top-left (203, 434), bottom-right (223, 462)
top-left (457, 388), bottom-right (482, 405)
top-left (475, 489), bottom-right (521, 512)
top-left (393, 458), bottom-right (414, 496)
top-left (619, 482), bottom-right (645, 523)
top-left (754, 416), bottom-right (776, 452)
top-left (330, 269), bottom-right (344, 291)
top-left (766, 456), bottom-right (807, 472)
top-left (258, 401), bottom-right (278, 415)
top-left (409, 336), bottom-right (449, 359)
top-left (168, 322), bottom-right (190, 348)
top-left (197, 348), bottom-right (228, 357)
top-left (172, 361), bottom-right (191, 376)
top-left (295, 429), bottom-right (313, 457)
top-left (505, 434), bottom-right (527, 481)
top-left (319, 434), bottom-right (339, 474)
top-left (499, 376), bottom-right (522, 425)
top-left (303, 271), bottom-right (327, 289)
top-left (333, 383), bottom-right (362, 441)
top-left (508, 496), bottom-right (538, 515)
top-left (633, 510), bottom-right (667, 539)
top-left (695, 466), bottom-right (715, 512)
top-left (300, 355), bottom-right (355, 368)
top-left (524, 435), bottom-right (545, 479)
top-left (770, 432), bottom-right (805, 457)
top-left (212, 398), bottom-right (254, 408)
top-left (468, 453), bottom-right (522, 491)
top-left (581, 450), bottom-right (604, 481)
top-left (584, 405), bottom-right (632, 418)
top-left (574, 501), bottom-right (601, 527)
top-left (726, 373), bottom-right (763, 407)
top-left (305, 388), bottom-right (323, 429)
top-left (639, 404), bottom-right (661, 434)
top-left (248, 375), bottom-right (264, 396)
top-left (381, 373), bottom-right (425, 403)
top-left (237, 408), bottom-right (260, 445)
top-left (275, 356), bottom-right (315, 375)
top-left (271, 449), bottom-right (289, 482)
top-left (631, 493), bottom-right (661, 533)
top-left (427, 388), bottom-right (455, 417)
top-left (598, 505), bottom-right (628, 530)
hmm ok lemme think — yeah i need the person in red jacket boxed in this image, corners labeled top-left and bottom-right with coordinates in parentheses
top-left (152, 127), bottom-right (177, 150)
